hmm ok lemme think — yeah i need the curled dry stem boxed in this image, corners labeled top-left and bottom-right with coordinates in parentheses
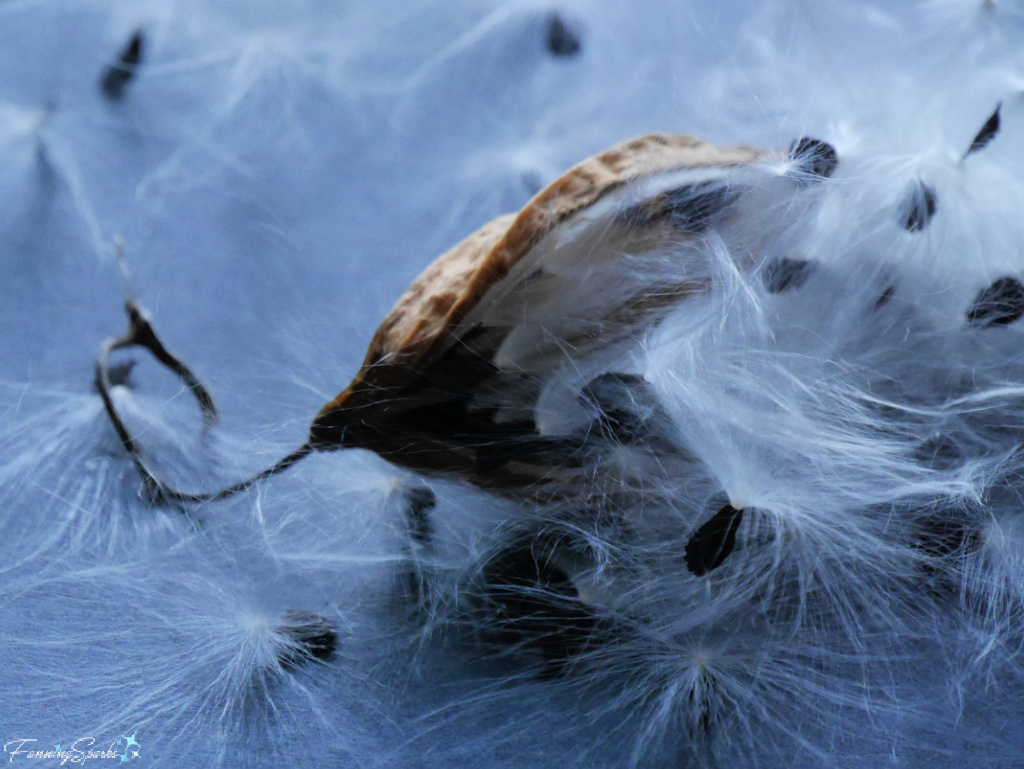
top-left (94, 300), bottom-right (311, 507)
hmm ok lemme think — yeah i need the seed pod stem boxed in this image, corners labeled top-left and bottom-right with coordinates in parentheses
top-left (95, 299), bottom-right (312, 507)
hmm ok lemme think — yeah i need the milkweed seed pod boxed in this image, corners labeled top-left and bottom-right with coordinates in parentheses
top-left (309, 133), bottom-right (828, 503)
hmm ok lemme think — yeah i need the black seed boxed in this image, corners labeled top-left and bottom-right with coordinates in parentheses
top-left (684, 505), bottom-right (745, 577)
top-left (663, 183), bottom-right (739, 231)
top-left (913, 515), bottom-right (983, 596)
top-left (579, 372), bottom-right (657, 443)
top-left (618, 181), bottom-right (738, 232)
top-left (101, 30), bottom-right (145, 100)
top-left (479, 534), bottom-right (602, 675)
top-left (965, 103), bottom-right (1001, 158)
top-left (277, 610), bottom-right (338, 667)
top-left (787, 137), bottom-right (838, 182)
top-left (900, 181), bottom-right (937, 232)
top-left (965, 276), bottom-right (1024, 327)
top-left (546, 13), bottom-right (581, 57)
top-left (404, 486), bottom-right (436, 545)
top-left (874, 285), bottom-right (895, 310)
top-left (399, 488), bottom-right (436, 607)
top-left (914, 518), bottom-right (982, 560)
top-left (688, 677), bottom-right (715, 741)
top-left (764, 257), bottom-right (813, 294)
top-left (474, 428), bottom-right (587, 474)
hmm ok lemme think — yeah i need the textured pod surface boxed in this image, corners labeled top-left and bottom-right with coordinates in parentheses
top-left (314, 134), bottom-right (761, 421)
top-left (311, 133), bottom-right (769, 497)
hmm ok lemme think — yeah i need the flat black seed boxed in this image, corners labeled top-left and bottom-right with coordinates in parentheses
top-left (663, 183), bottom-right (739, 232)
top-left (617, 181), bottom-right (738, 232)
top-left (479, 535), bottom-right (601, 675)
top-left (787, 137), bottom-right (838, 182)
top-left (965, 103), bottom-right (1001, 158)
top-left (399, 490), bottom-right (437, 607)
top-left (914, 518), bottom-right (982, 560)
top-left (913, 516), bottom-right (983, 596)
top-left (277, 610), bottom-right (339, 667)
top-left (579, 372), bottom-right (657, 443)
top-left (764, 257), bottom-right (813, 294)
top-left (900, 181), bottom-right (937, 232)
top-left (546, 13), bottom-right (581, 57)
top-left (101, 30), bottom-right (145, 101)
top-left (684, 505), bottom-right (745, 577)
top-left (475, 431), bottom-right (588, 475)
top-left (874, 285), bottom-right (895, 310)
top-left (965, 276), bottom-right (1024, 327)
top-left (404, 486), bottom-right (436, 545)
top-left (688, 679), bottom-right (714, 740)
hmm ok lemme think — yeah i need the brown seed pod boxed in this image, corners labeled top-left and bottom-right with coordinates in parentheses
top-left (308, 134), bottom-right (771, 497)
top-left (98, 132), bottom-right (824, 506)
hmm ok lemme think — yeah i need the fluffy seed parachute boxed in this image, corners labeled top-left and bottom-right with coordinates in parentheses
top-left (9, 2), bottom-right (1024, 767)
top-left (90, 121), bottom-right (1024, 765)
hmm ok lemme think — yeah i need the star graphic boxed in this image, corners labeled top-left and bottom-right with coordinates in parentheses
top-left (53, 744), bottom-right (61, 752)
top-left (124, 733), bottom-right (139, 750)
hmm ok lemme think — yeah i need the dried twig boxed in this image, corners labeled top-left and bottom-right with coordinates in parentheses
top-left (95, 300), bottom-right (311, 506)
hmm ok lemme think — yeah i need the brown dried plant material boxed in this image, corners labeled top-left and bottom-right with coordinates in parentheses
top-left (98, 132), bottom-right (799, 505)
top-left (315, 135), bottom-right (760, 421)
top-left (308, 133), bottom-right (768, 496)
